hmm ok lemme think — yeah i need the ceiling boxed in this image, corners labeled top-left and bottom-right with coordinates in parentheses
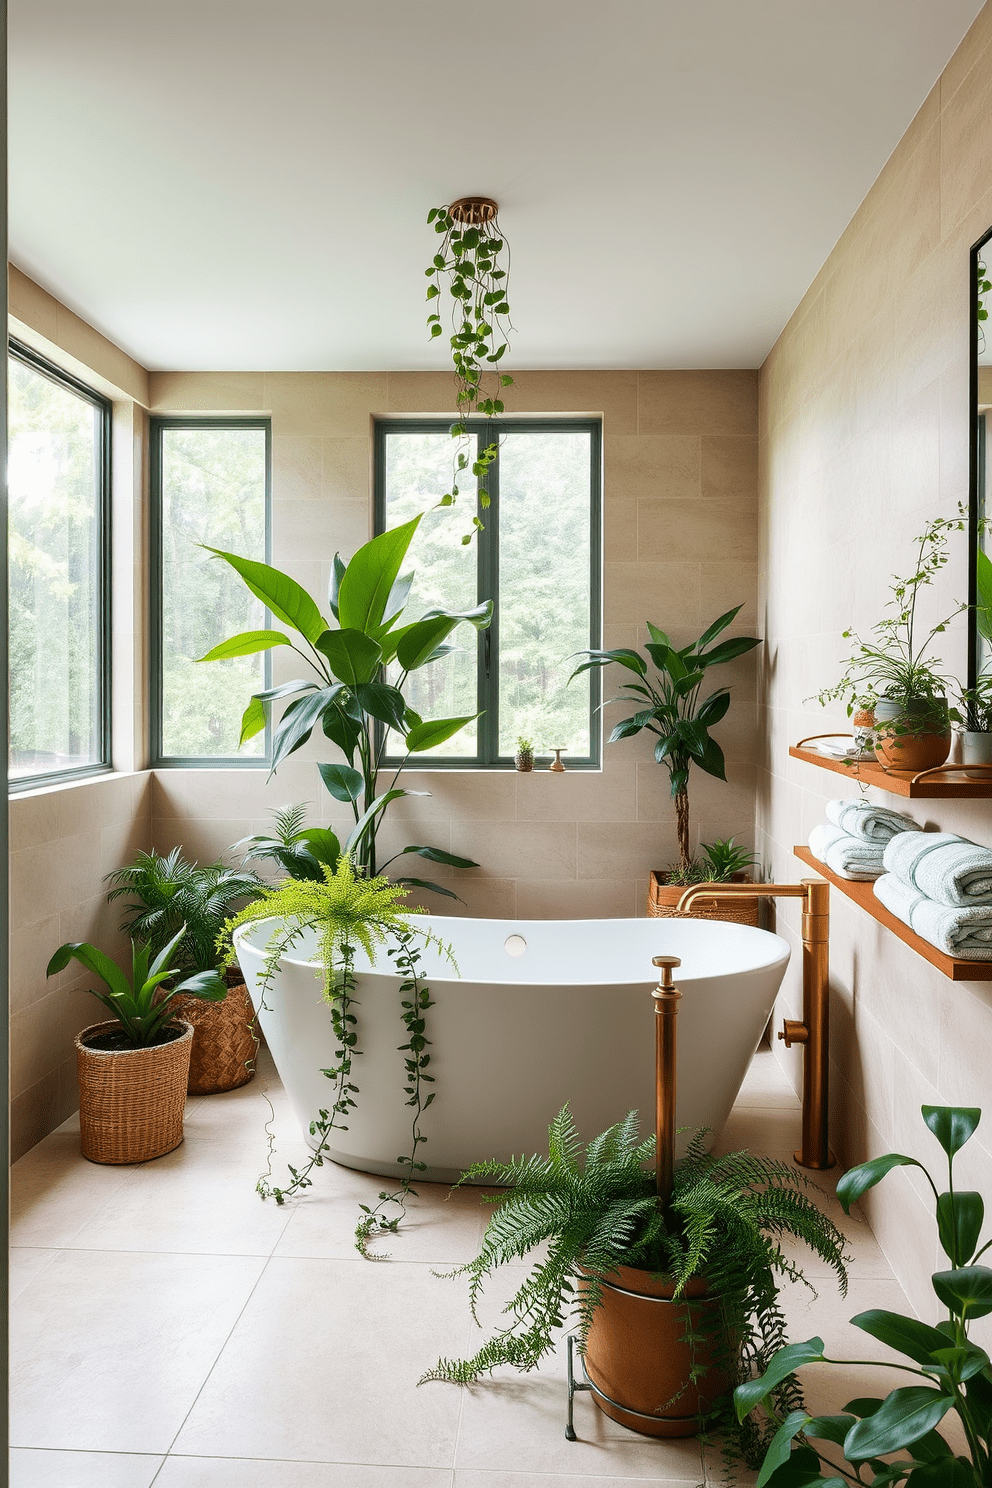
top-left (9, 0), bottom-right (985, 372)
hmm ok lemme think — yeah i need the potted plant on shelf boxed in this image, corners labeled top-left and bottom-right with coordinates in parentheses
top-left (570, 606), bottom-right (761, 918)
top-left (814, 515), bottom-right (966, 772)
top-left (955, 675), bottom-right (992, 771)
top-left (738, 1103), bottom-right (992, 1487)
top-left (422, 1104), bottom-right (848, 1465)
top-left (659, 838), bottom-right (762, 925)
top-left (47, 928), bottom-right (226, 1163)
top-left (199, 515), bottom-right (489, 895)
top-left (106, 848), bottom-right (265, 1094)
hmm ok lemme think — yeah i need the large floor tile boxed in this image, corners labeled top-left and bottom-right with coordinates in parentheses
top-left (12, 1249), bottom-right (266, 1453)
top-left (11, 1128), bottom-right (140, 1247)
top-left (10, 1247), bottom-right (60, 1302)
top-left (454, 1471), bottom-right (705, 1486)
top-left (172, 1258), bottom-right (468, 1467)
top-left (9, 1447), bottom-right (164, 1487)
top-left (155, 1461), bottom-right (453, 1487)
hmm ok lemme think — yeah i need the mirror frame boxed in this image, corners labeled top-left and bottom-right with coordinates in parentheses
top-left (969, 224), bottom-right (992, 691)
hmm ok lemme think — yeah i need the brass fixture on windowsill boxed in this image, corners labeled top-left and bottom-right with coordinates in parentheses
top-left (675, 878), bottom-right (835, 1171)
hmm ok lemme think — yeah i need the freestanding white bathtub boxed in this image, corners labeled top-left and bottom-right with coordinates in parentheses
top-left (235, 915), bottom-right (791, 1182)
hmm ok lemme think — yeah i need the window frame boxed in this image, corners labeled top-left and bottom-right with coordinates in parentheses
top-left (8, 338), bottom-right (113, 793)
top-left (149, 415), bottom-right (273, 768)
top-left (374, 416), bottom-right (603, 770)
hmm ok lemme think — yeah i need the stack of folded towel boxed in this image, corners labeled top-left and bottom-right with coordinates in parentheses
top-left (808, 799), bottom-right (917, 881)
top-left (875, 832), bottom-right (992, 960)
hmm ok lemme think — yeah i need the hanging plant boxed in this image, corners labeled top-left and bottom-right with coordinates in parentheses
top-left (425, 197), bottom-right (514, 536)
top-left (979, 251), bottom-right (990, 356)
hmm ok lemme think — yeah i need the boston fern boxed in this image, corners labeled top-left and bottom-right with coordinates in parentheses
top-left (423, 1106), bottom-right (848, 1462)
top-left (571, 606), bottom-right (761, 868)
top-left (738, 1104), bottom-right (992, 1487)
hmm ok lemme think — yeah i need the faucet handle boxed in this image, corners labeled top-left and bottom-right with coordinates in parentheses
top-left (652, 954), bottom-right (681, 991)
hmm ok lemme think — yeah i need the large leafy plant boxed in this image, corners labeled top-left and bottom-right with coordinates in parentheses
top-left (199, 515), bottom-right (491, 890)
top-left (423, 1105), bottom-right (848, 1468)
top-left (570, 606), bottom-right (761, 868)
top-left (736, 1104), bottom-right (992, 1486)
top-left (48, 927), bottom-right (227, 1047)
top-left (106, 848), bottom-right (264, 976)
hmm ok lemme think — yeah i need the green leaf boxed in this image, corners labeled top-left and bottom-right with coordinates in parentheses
top-left (271, 687), bottom-right (345, 772)
top-left (850, 1309), bottom-right (955, 1366)
top-left (397, 845), bottom-right (479, 868)
top-left (328, 554), bottom-right (347, 620)
top-left (294, 827), bottom-right (341, 872)
top-left (47, 942), bottom-right (131, 1002)
top-left (734, 1338), bottom-right (826, 1419)
top-left (843, 1387), bottom-right (954, 1459)
top-left (696, 605), bottom-right (744, 649)
top-left (907, 1461), bottom-right (977, 1486)
top-left (696, 689), bottom-right (731, 726)
top-left (975, 547), bottom-right (992, 644)
top-left (252, 679), bottom-right (317, 704)
top-left (405, 716), bottom-right (479, 752)
top-left (569, 647), bottom-right (646, 680)
top-left (315, 629), bottom-right (383, 685)
top-left (803, 1414), bottom-right (857, 1447)
top-left (197, 629), bottom-right (291, 661)
top-left (646, 622), bottom-right (671, 646)
top-left (697, 635), bottom-right (762, 668)
top-left (836, 1152), bottom-right (926, 1213)
top-left (393, 877), bottom-right (462, 901)
top-left (699, 736), bottom-right (727, 780)
top-left (923, 1106), bottom-right (981, 1158)
top-left (936, 1190), bottom-right (985, 1264)
top-left (354, 682), bottom-right (408, 732)
top-left (932, 1265), bottom-right (992, 1320)
top-left (675, 718), bottom-right (709, 758)
top-left (929, 1342), bottom-right (991, 1384)
top-left (316, 761), bottom-right (364, 803)
top-left (173, 969), bottom-right (227, 1003)
top-left (756, 1410), bottom-right (811, 1487)
top-left (395, 615), bottom-right (459, 671)
top-left (204, 548), bottom-right (326, 644)
top-left (239, 695), bottom-right (267, 745)
top-left (345, 789), bottom-right (426, 856)
top-left (336, 518), bottom-right (421, 636)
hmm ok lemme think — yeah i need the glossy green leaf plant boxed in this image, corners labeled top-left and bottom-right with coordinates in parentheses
top-left (570, 605), bottom-right (761, 868)
top-left (736, 1104), bottom-right (992, 1487)
top-left (199, 514), bottom-right (492, 891)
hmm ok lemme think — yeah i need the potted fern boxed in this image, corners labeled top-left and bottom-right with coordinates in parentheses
top-left (106, 849), bottom-right (265, 1094)
top-left (423, 1104), bottom-right (848, 1462)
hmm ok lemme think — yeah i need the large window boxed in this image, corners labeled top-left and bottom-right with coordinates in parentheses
top-left (8, 342), bottom-right (111, 787)
top-left (376, 419), bottom-right (602, 767)
top-left (151, 418), bottom-right (270, 764)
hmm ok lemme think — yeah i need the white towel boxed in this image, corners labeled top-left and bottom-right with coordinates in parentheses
top-left (883, 831), bottom-right (992, 908)
top-left (808, 823), bottom-right (885, 881)
top-left (825, 799), bottom-right (917, 844)
top-left (874, 873), bottom-right (992, 959)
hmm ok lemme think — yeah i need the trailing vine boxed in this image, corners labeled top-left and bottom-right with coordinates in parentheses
top-left (980, 251), bottom-right (990, 357)
top-left (426, 201), bottom-right (514, 536)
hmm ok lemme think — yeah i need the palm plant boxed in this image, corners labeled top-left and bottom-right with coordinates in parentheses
top-left (106, 848), bottom-right (264, 977)
top-left (423, 1105), bottom-right (848, 1464)
top-left (570, 606), bottom-right (761, 867)
top-left (235, 803), bottom-right (342, 883)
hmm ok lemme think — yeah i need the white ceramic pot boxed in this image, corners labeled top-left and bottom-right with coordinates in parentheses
top-left (962, 731), bottom-right (992, 767)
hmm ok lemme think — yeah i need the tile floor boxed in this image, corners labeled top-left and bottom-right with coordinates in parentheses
top-left (11, 1044), bottom-right (916, 1487)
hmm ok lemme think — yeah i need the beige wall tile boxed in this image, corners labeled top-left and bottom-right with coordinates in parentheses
top-left (514, 877), bottom-right (638, 919)
top-left (605, 434), bottom-right (700, 501)
top-left (455, 820), bottom-right (577, 880)
top-left (263, 372), bottom-right (387, 435)
top-left (636, 498), bottom-right (758, 564)
top-left (385, 371), bottom-right (460, 414)
top-left (514, 762), bottom-right (636, 823)
top-left (576, 820), bottom-right (674, 881)
top-left (149, 370), bottom-right (265, 412)
top-left (8, 265), bottom-right (58, 341)
top-left (637, 370), bottom-right (758, 437)
top-left (603, 497), bottom-right (638, 561)
top-left (941, 28), bottom-right (992, 235)
top-left (11, 1069), bottom-right (65, 1164)
top-left (603, 561), bottom-right (701, 629)
top-left (322, 437), bottom-right (372, 504)
top-left (700, 436), bottom-right (758, 506)
top-left (272, 436), bottom-right (321, 502)
top-left (506, 370), bottom-right (638, 432)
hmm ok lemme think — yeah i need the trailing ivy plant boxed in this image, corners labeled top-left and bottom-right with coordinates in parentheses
top-left (979, 251), bottom-right (990, 357)
top-left (425, 203), bottom-right (514, 535)
top-left (220, 858), bottom-right (455, 1256)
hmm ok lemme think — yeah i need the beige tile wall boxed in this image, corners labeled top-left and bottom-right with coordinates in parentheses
top-left (147, 369), bottom-right (761, 921)
top-left (758, 1), bottom-right (992, 1313)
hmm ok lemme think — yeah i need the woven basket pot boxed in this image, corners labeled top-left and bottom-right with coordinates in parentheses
top-left (75, 1019), bottom-right (193, 1164)
top-left (873, 697), bottom-right (951, 772)
top-left (170, 976), bottom-right (257, 1095)
top-left (647, 871), bottom-right (759, 926)
top-left (581, 1265), bottom-right (728, 1437)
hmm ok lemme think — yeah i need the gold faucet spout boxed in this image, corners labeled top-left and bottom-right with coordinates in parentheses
top-left (675, 877), bottom-right (834, 1171)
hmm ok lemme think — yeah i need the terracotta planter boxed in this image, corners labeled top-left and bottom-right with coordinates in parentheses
top-left (75, 1019), bottom-right (193, 1164)
top-left (873, 698), bottom-right (951, 772)
top-left (170, 973), bottom-right (258, 1094)
top-left (582, 1265), bottom-right (728, 1437)
top-left (647, 871), bottom-right (759, 926)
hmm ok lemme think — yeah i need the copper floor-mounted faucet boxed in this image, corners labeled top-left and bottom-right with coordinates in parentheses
top-left (674, 878), bottom-right (834, 1171)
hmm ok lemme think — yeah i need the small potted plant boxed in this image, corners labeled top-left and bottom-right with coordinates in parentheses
top-left (955, 676), bottom-right (992, 770)
top-left (513, 735), bottom-right (535, 772)
top-left (571, 606), bottom-right (761, 918)
top-left (422, 1104), bottom-right (848, 1463)
top-left (814, 516), bottom-right (966, 772)
top-left (739, 1103), bottom-right (992, 1485)
top-left (106, 848), bottom-right (265, 1094)
top-left (47, 928), bottom-right (226, 1163)
top-left (660, 838), bottom-right (762, 925)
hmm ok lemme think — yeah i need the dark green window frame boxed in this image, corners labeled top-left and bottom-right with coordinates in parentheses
top-left (374, 417), bottom-right (603, 769)
top-left (149, 416), bottom-right (272, 768)
top-left (8, 339), bottom-right (112, 793)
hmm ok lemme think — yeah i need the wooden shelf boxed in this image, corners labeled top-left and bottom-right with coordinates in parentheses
top-left (793, 845), bottom-right (992, 981)
top-left (789, 743), bottom-right (992, 799)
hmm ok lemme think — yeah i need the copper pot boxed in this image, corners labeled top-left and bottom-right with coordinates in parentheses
top-left (873, 698), bottom-right (951, 772)
top-left (581, 1265), bottom-right (728, 1437)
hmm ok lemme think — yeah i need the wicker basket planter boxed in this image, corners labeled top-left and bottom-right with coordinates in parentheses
top-left (75, 1018), bottom-right (193, 1164)
top-left (647, 871), bottom-right (759, 926)
top-left (170, 972), bottom-right (257, 1095)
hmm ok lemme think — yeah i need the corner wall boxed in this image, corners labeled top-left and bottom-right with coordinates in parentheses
top-left (759, 1), bottom-right (992, 1314)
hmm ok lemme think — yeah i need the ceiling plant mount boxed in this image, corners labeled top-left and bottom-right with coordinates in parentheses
top-left (426, 196), bottom-right (514, 538)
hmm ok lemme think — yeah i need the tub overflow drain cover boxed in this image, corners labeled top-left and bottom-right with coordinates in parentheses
top-left (504, 934), bottom-right (527, 957)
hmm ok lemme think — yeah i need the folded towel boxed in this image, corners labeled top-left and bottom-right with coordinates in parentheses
top-left (825, 798), bottom-right (917, 843)
top-left (882, 831), bottom-right (992, 908)
top-left (809, 823), bottom-right (886, 881)
top-left (874, 873), bottom-right (992, 959)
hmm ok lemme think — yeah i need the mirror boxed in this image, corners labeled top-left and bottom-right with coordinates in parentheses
top-left (970, 225), bottom-right (992, 687)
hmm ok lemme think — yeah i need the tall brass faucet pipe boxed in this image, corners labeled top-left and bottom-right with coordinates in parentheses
top-left (674, 878), bottom-right (834, 1171)
top-left (651, 954), bottom-right (682, 1204)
